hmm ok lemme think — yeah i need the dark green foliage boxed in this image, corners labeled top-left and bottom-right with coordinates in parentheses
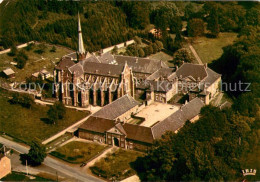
top-left (8, 45), bottom-right (18, 56)
top-left (20, 140), bottom-right (47, 166)
top-left (203, 2), bottom-right (247, 32)
top-left (206, 3), bottom-right (220, 38)
top-left (15, 50), bottom-right (29, 69)
top-left (9, 93), bottom-right (34, 109)
top-left (50, 46), bottom-right (56, 52)
top-left (172, 48), bottom-right (194, 66)
top-left (0, 1), bottom-right (132, 52)
top-left (138, 48), bottom-right (145, 57)
top-left (34, 43), bottom-right (47, 54)
top-left (119, 2), bottom-right (150, 29)
top-left (134, 106), bottom-right (258, 181)
top-left (187, 18), bottom-right (204, 37)
top-left (47, 101), bottom-right (66, 124)
top-left (133, 36), bottom-right (142, 45)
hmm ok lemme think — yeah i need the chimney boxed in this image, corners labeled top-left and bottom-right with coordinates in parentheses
top-left (176, 65), bottom-right (178, 70)
top-left (135, 58), bottom-right (138, 63)
top-left (204, 63), bottom-right (208, 68)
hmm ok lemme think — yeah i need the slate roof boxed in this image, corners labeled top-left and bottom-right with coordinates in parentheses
top-left (97, 52), bottom-right (115, 64)
top-left (68, 63), bottom-right (84, 77)
top-left (122, 123), bottom-right (154, 144)
top-left (146, 68), bottom-right (175, 81)
top-left (81, 62), bottom-right (124, 77)
top-left (92, 94), bottom-right (140, 120)
top-left (55, 57), bottom-right (75, 70)
top-left (152, 98), bottom-right (204, 139)
top-left (114, 55), bottom-right (168, 74)
top-left (176, 63), bottom-right (207, 80)
top-left (204, 67), bottom-right (221, 87)
top-left (79, 116), bottom-right (115, 133)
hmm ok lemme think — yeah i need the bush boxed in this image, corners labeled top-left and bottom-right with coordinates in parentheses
top-left (138, 48), bottom-right (145, 57)
top-left (133, 36), bottom-right (142, 45)
top-left (9, 93), bottom-right (34, 108)
top-left (50, 46), bottom-right (56, 52)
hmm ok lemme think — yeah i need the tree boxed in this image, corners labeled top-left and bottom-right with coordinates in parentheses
top-left (50, 45), bottom-right (56, 52)
top-left (9, 44), bottom-right (18, 56)
top-left (20, 140), bottom-right (47, 166)
top-left (172, 48), bottom-right (194, 66)
top-left (34, 43), bottom-right (47, 54)
top-left (152, 43), bottom-right (158, 54)
top-left (207, 4), bottom-right (220, 38)
top-left (16, 51), bottom-right (28, 69)
top-left (111, 46), bottom-right (118, 55)
top-left (138, 48), bottom-right (145, 57)
top-left (155, 40), bottom-right (163, 50)
top-left (148, 45), bottom-right (154, 55)
top-left (47, 101), bottom-right (66, 124)
top-left (133, 36), bottom-right (142, 45)
top-left (47, 106), bottom-right (59, 124)
top-left (187, 18), bottom-right (204, 37)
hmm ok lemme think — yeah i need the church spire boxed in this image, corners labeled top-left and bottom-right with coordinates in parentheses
top-left (77, 12), bottom-right (86, 61)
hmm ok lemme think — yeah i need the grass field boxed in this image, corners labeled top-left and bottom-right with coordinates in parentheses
top-left (149, 51), bottom-right (173, 67)
top-left (0, 89), bottom-right (87, 144)
top-left (50, 141), bottom-right (107, 163)
top-left (2, 171), bottom-right (50, 181)
top-left (191, 32), bottom-right (238, 63)
top-left (90, 149), bottom-right (143, 181)
top-left (0, 43), bottom-right (72, 82)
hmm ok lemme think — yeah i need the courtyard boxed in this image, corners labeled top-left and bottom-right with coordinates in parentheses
top-left (134, 102), bottom-right (180, 127)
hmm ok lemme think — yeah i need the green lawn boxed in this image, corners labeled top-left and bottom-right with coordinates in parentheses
top-left (148, 51), bottom-right (173, 67)
top-left (0, 89), bottom-right (87, 144)
top-left (45, 133), bottom-right (73, 152)
top-left (0, 43), bottom-right (72, 82)
top-left (50, 141), bottom-right (107, 164)
top-left (2, 171), bottom-right (50, 181)
top-left (90, 149), bottom-right (144, 181)
top-left (191, 32), bottom-right (238, 63)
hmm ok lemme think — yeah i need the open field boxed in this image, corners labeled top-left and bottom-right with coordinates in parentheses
top-left (0, 89), bottom-right (87, 144)
top-left (0, 43), bottom-right (73, 82)
top-left (191, 32), bottom-right (238, 63)
top-left (90, 149), bottom-right (143, 181)
top-left (50, 141), bottom-right (107, 164)
top-left (148, 51), bottom-right (174, 67)
top-left (2, 171), bottom-right (50, 181)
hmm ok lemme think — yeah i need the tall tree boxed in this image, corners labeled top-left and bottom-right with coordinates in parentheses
top-left (187, 18), bottom-right (205, 37)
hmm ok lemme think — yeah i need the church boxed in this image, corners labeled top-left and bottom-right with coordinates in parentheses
top-left (54, 13), bottom-right (221, 107)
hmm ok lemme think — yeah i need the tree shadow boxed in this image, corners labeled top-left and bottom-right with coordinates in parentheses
top-left (40, 118), bottom-right (53, 124)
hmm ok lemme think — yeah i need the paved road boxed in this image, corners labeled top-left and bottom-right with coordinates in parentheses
top-left (0, 136), bottom-right (103, 182)
top-left (188, 44), bottom-right (203, 65)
